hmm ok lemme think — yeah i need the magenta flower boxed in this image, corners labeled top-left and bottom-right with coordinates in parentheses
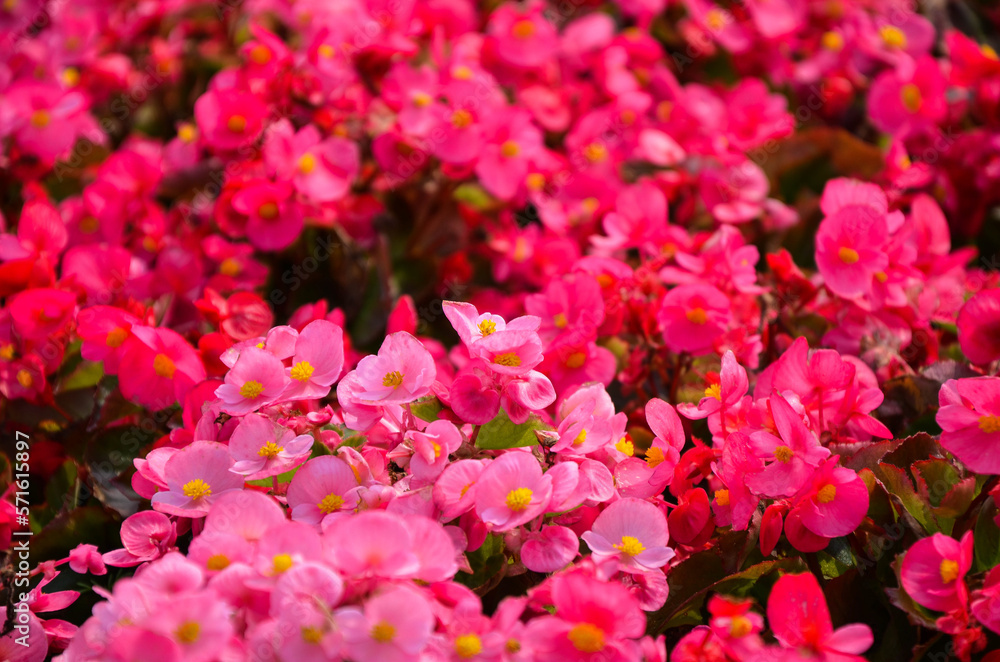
top-left (957, 290), bottom-right (1000, 366)
top-left (286, 455), bottom-right (362, 525)
top-left (815, 205), bottom-right (889, 301)
top-left (475, 452), bottom-right (553, 531)
top-left (280, 319), bottom-right (345, 401)
top-left (868, 55), bottom-right (947, 137)
top-left (215, 346), bottom-right (287, 416)
top-left (227, 413), bottom-right (313, 480)
top-left (746, 392), bottom-right (830, 498)
top-left (793, 457), bottom-right (869, 538)
top-left (119, 326), bottom-right (207, 411)
top-left (231, 180), bottom-right (303, 252)
top-left (102, 512), bottom-right (177, 568)
top-left (150, 442), bottom-right (244, 518)
top-left (582, 497), bottom-right (674, 572)
top-left (936, 377), bottom-right (1000, 474)
top-left (657, 284), bottom-right (730, 355)
top-left (767, 573), bottom-right (873, 661)
top-left (336, 585), bottom-right (434, 662)
top-left (901, 532), bottom-right (974, 613)
top-left (193, 87), bottom-right (267, 152)
top-left (263, 120), bottom-right (359, 202)
top-left (325, 511), bottom-right (421, 578)
top-left (351, 331), bottom-right (436, 404)
top-left (487, 1), bottom-right (559, 69)
top-left (407, 419), bottom-right (464, 484)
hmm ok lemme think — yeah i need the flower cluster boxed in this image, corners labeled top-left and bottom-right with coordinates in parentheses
top-left (3, 0), bottom-right (1000, 660)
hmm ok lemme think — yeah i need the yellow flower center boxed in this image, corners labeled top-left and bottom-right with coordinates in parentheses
top-left (506, 638), bottom-right (521, 653)
top-left (568, 623), bottom-right (605, 653)
top-left (646, 446), bottom-right (665, 469)
top-left (272, 553), bottom-right (294, 574)
top-left (175, 621), bottom-right (200, 644)
top-left (301, 626), bottom-right (323, 644)
top-left (583, 142), bottom-right (607, 163)
top-left (940, 559), bottom-right (960, 583)
top-left (178, 123), bottom-right (197, 143)
top-left (412, 91), bottom-right (432, 107)
top-left (249, 44), bottom-right (271, 65)
top-left (258, 441), bottom-right (283, 458)
top-left (901, 83), bottom-right (922, 113)
top-left (227, 114), bottom-right (247, 133)
top-left (455, 634), bottom-right (483, 658)
top-left (729, 615), bottom-right (753, 638)
top-left (875, 271), bottom-right (889, 283)
top-left (0, 344), bottom-right (14, 361)
top-left (983, 45), bottom-right (999, 60)
top-left (451, 109), bottom-right (473, 129)
top-left (383, 370), bottom-right (404, 388)
top-left (371, 621), bottom-right (396, 642)
top-left (773, 445), bottom-right (794, 463)
top-left (715, 489), bottom-right (730, 506)
top-left (511, 18), bottom-right (535, 39)
top-left (838, 246), bottom-right (860, 264)
top-left (553, 313), bottom-right (568, 328)
top-left (478, 319), bottom-right (496, 336)
top-left (705, 383), bottom-right (722, 401)
top-left (493, 352), bottom-right (521, 367)
top-left (258, 202), bottom-right (279, 220)
top-left (16, 370), bottom-right (32, 388)
top-left (686, 308), bottom-right (708, 324)
top-left (298, 153), bottom-right (317, 174)
top-left (822, 31), bottom-right (844, 51)
top-left (206, 554), bottom-right (230, 571)
top-left (565, 352), bottom-right (586, 369)
top-left (30, 110), bottom-right (50, 128)
top-left (80, 216), bottom-right (99, 233)
top-left (880, 25), bottom-right (907, 49)
top-left (153, 353), bottom-right (176, 379)
top-left (526, 173), bottom-right (546, 190)
top-left (219, 257), bottom-right (241, 276)
top-left (500, 141), bottom-right (520, 158)
top-left (318, 44), bottom-right (335, 58)
top-left (979, 415), bottom-right (1000, 434)
top-left (318, 493), bottom-right (344, 514)
top-left (817, 484), bottom-right (837, 504)
top-left (452, 65), bottom-right (473, 80)
top-left (290, 361), bottom-right (315, 382)
top-left (615, 437), bottom-right (634, 456)
top-left (505, 488), bottom-right (533, 512)
top-left (573, 429), bottom-right (588, 447)
top-left (182, 479), bottom-right (212, 500)
top-left (613, 535), bottom-right (645, 557)
top-left (240, 380), bottom-right (265, 399)
top-left (705, 8), bottom-right (727, 31)
top-left (62, 67), bottom-right (80, 86)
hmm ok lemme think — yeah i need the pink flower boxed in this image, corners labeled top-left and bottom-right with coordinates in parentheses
top-left (325, 511), bottom-right (421, 579)
top-left (9, 288), bottom-right (76, 341)
top-left (407, 419), bottom-right (464, 484)
top-left (263, 120), bottom-right (359, 202)
top-left (936, 377), bottom-right (1000, 474)
top-left (957, 290), bottom-right (1000, 366)
top-left (280, 319), bottom-right (345, 401)
top-left (522, 525), bottom-right (581, 573)
top-left (582, 497), bottom-right (674, 572)
top-left (286, 455), bottom-right (362, 525)
top-left (68, 544), bottom-right (106, 576)
top-left (792, 457), bottom-right (869, 538)
top-left (972, 567), bottom-right (1000, 635)
top-left (231, 180), bottom-right (303, 252)
top-left (119, 327), bottom-right (207, 411)
top-left (657, 284), bottom-right (730, 355)
top-left (712, 432), bottom-right (762, 530)
top-left (336, 585), bottom-right (435, 662)
top-left (350, 331), bottom-right (436, 404)
top-left (227, 413), bottom-right (313, 480)
top-left (901, 532), bottom-right (974, 613)
top-left (102, 512), bottom-right (177, 567)
top-left (475, 452), bottom-right (553, 531)
top-left (150, 442), bottom-right (244, 518)
top-left (193, 87), bottom-right (267, 152)
top-left (476, 109), bottom-right (544, 200)
top-left (591, 181), bottom-right (669, 253)
top-left (215, 346), bottom-right (287, 416)
top-left (487, 1), bottom-right (559, 69)
top-left (868, 56), bottom-right (948, 138)
top-left (5, 81), bottom-right (95, 161)
top-left (678, 350), bottom-right (748, 437)
top-left (524, 571), bottom-right (646, 661)
top-left (815, 205), bottom-right (890, 301)
top-left (146, 591), bottom-right (233, 662)
top-left (767, 572), bottom-right (873, 661)
top-left (746, 392), bottom-right (831, 497)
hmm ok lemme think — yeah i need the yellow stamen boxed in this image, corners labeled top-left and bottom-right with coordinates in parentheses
top-left (175, 621), bottom-right (200, 644)
top-left (565, 352), bottom-right (586, 369)
top-left (493, 352), bottom-right (521, 367)
top-left (613, 535), bottom-right (645, 557)
top-left (258, 441), bottom-right (283, 459)
top-left (705, 8), bottom-right (727, 31)
top-left (0, 344), bottom-right (14, 360)
top-left (240, 380), bottom-right (265, 399)
top-left (455, 634), bottom-right (483, 658)
top-left (646, 446), bottom-right (665, 469)
top-left (412, 91), bottom-right (432, 107)
top-left (318, 493), bottom-right (344, 514)
top-left (838, 246), bottom-right (860, 264)
top-left (705, 383), bottom-right (722, 401)
top-left (153, 353), bottom-right (177, 379)
top-left (206, 554), bottom-right (230, 571)
top-left (940, 559), bottom-right (960, 583)
top-left (615, 437), bottom-right (634, 456)
top-left (553, 313), bottom-right (568, 328)
top-left (80, 216), bottom-right (99, 233)
top-left (511, 19), bottom-right (535, 39)
top-left (301, 626), bottom-right (323, 644)
top-left (880, 26), bottom-right (907, 49)
top-left (227, 115), bottom-right (247, 133)
top-left (773, 445), bottom-right (794, 463)
top-left (30, 110), bottom-right (50, 128)
top-left (178, 123), bottom-right (197, 143)
top-left (979, 415), bottom-right (1000, 433)
top-left (290, 361), bottom-right (314, 382)
top-left (258, 202), bottom-right (279, 220)
top-left (478, 319), bottom-right (496, 336)
top-left (505, 488), bottom-right (533, 512)
top-left (16, 370), bottom-right (32, 388)
top-left (371, 621), bottom-right (396, 642)
top-left (61, 67), bottom-right (80, 86)
top-left (219, 257), bottom-right (241, 276)
top-left (686, 308), bottom-right (708, 325)
top-left (249, 44), bottom-right (271, 65)
top-left (182, 479), bottom-right (211, 500)
top-left (573, 429), bottom-right (588, 446)
top-left (383, 371), bottom-right (404, 388)
top-left (272, 553), bottom-right (293, 574)
top-left (568, 623), bottom-right (605, 653)
top-left (500, 140), bottom-right (520, 158)
top-left (822, 31), bottom-right (844, 51)
top-left (715, 489), bottom-right (730, 506)
top-left (451, 109), bottom-right (473, 128)
top-left (583, 142), bottom-right (607, 163)
top-left (729, 615), bottom-right (753, 638)
top-left (817, 484), bottom-right (837, 504)
top-left (297, 153), bottom-right (317, 174)
top-left (901, 83), bottom-right (922, 113)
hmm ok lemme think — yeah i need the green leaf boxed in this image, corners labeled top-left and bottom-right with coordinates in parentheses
top-left (475, 411), bottom-right (551, 450)
top-left (975, 500), bottom-right (1000, 572)
top-left (58, 360), bottom-right (104, 392)
top-left (873, 462), bottom-right (938, 534)
top-left (455, 533), bottom-right (506, 593)
top-left (410, 396), bottom-right (442, 423)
